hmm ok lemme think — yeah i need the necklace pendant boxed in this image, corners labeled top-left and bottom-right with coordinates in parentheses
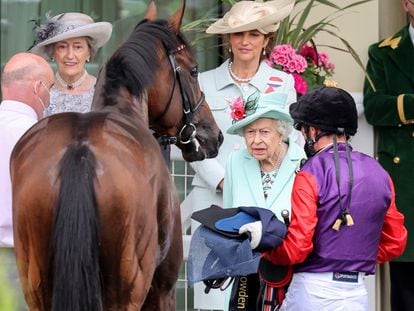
top-left (56, 70), bottom-right (88, 91)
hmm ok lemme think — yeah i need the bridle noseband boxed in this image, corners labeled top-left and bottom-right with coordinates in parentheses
top-left (153, 43), bottom-right (205, 150)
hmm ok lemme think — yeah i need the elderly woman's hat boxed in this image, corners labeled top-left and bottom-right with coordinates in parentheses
top-left (30, 12), bottom-right (112, 60)
top-left (206, 0), bottom-right (295, 34)
top-left (227, 91), bottom-right (293, 135)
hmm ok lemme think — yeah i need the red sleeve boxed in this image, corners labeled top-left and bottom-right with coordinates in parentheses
top-left (377, 176), bottom-right (407, 263)
top-left (264, 171), bottom-right (318, 265)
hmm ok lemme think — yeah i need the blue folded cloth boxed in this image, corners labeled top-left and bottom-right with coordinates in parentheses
top-left (188, 205), bottom-right (289, 285)
top-left (215, 211), bottom-right (257, 233)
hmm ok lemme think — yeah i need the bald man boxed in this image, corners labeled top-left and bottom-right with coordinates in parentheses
top-left (0, 52), bottom-right (54, 309)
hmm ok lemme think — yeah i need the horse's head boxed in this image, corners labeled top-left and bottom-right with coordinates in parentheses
top-left (146, 1), bottom-right (223, 162)
top-left (93, 0), bottom-right (223, 162)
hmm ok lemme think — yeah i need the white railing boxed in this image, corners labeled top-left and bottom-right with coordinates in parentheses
top-left (170, 148), bottom-right (195, 311)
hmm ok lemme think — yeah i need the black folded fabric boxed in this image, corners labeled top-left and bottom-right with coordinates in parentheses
top-left (191, 204), bottom-right (241, 238)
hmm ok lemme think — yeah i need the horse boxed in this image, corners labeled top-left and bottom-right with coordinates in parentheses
top-left (10, 1), bottom-right (222, 310)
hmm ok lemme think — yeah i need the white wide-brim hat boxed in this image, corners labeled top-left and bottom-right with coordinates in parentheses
top-left (206, 0), bottom-right (295, 34)
top-left (30, 12), bottom-right (112, 60)
top-left (227, 92), bottom-right (293, 135)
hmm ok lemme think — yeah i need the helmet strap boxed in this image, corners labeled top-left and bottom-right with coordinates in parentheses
top-left (303, 126), bottom-right (316, 158)
top-left (331, 136), bottom-right (355, 231)
top-left (303, 126), bottom-right (329, 158)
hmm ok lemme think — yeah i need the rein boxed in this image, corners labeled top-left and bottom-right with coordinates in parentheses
top-left (153, 43), bottom-right (205, 149)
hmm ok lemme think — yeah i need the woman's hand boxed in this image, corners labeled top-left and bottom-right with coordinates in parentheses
top-left (239, 221), bottom-right (262, 249)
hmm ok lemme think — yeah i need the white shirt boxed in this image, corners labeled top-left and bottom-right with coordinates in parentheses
top-left (0, 100), bottom-right (38, 247)
top-left (409, 23), bottom-right (414, 46)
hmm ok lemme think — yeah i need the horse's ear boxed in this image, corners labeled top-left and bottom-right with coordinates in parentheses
top-left (144, 0), bottom-right (157, 21)
top-left (169, 0), bottom-right (186, 34)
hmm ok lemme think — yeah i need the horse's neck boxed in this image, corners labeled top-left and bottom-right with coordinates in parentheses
top-left (91, 64), bottom-right (107, 111)
top-left (117, 87), bottom-right (149, 125)
top-left (91, 68), bottom-right (149, 124)
top-left (131, 94), bottom-right (149, 126)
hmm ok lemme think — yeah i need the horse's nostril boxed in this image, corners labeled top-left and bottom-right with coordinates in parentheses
top-left (218, 131), bottom-right (224, 146)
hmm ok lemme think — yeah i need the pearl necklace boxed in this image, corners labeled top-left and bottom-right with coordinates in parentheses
top-left (228, 61), bottom-right (254, 83)
top-left (56, 70), bottom-right (88, 90)
top-left (272, 146), bottom-right (284, 172)
top-left (261, 142), bottom-right (286, 173)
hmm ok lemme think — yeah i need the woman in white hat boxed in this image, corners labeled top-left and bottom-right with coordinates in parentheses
top-left (30, 12), bottom-right (112, 115)
top-left (182, 1), bottom-right (296, 309)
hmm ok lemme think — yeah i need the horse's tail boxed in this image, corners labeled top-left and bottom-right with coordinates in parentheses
top-left (51, 143), bottom-right (102, 311)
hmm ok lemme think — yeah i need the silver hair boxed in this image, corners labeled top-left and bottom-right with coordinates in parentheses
top-left (274, 119), bottom-right (293, 141)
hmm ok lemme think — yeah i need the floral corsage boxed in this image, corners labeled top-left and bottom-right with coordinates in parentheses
top-left (229, 93), bottom-right (258, 123)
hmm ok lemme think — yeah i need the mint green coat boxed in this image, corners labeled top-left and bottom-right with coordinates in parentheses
top-left (223, 138), bottom-right (305, 220)
top-left (363, 25), bottom-right (414, 261)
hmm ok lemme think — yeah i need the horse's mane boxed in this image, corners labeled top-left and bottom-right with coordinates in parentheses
top-left (101, 19), bottom-right (189, 106)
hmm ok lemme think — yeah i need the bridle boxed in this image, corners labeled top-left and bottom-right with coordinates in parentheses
top-left (152, 43), bottom-right (205, 150)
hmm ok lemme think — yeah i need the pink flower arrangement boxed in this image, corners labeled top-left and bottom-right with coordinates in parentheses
top-left (291, 73), bottom-right (308, 95)
top-left (300, 44), bottom-right (335, 72)
top-left (267, 44), bottom-right (308, 74)
top-left (266, 43), bottom-right (335, 95)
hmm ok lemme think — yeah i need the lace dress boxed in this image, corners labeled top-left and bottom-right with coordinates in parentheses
top-left (45, 86), bottom-right (94, 116)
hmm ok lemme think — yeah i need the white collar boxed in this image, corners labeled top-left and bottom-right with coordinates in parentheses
top-left (409, 24), bottom-right (414, 46)
top-left (0, 100), bottom-right (38, 119)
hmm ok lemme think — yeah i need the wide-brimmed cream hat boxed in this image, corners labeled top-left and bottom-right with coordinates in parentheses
top-left (206, 0), bottom-right (295, 34)
top-left (30, 12), bottom-right (112, 60)
top-left (227, 92), bottom-right (293, 135)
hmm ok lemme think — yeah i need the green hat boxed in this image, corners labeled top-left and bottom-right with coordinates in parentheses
top-left (227, 92), bottom-right (292, 135)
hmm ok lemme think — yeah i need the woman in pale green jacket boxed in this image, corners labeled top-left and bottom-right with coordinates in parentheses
top-left (223, 91), bottom-right (305, 225)
top-left (222, 91), bottom-right (305, 311)
top-left (184, 1), bottom-right (298, 309)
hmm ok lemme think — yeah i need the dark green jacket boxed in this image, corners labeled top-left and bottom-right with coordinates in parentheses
top-left (363, 25), bottom-right (414, 261)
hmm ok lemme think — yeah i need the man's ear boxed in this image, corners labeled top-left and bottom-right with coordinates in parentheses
top-left (33, 80), bottom-right (40, 95)
top-left (309, 126), bottom-right (319, 138)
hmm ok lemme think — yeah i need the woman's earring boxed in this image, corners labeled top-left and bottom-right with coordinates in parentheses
top-left (262, 49), bottom-right (266, 56)
top-left (228, 47), bottom-right (232, 53)
top-left (86, 59), bottom-right (90, 63)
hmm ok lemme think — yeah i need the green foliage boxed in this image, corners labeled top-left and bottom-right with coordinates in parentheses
top-left (275, 0), bottom-right (372, 50)
top-left (0, 257), bottom-right (17, 311)
top-left (275, 0), bottom-right (375, 89)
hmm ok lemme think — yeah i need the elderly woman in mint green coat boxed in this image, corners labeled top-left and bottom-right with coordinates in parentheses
top-left (221, 91), bottom-right (305, 310)
top-left (223, 92), bottom-right (305, 220)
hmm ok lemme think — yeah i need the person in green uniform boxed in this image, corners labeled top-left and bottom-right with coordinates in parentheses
top-left (363, 1), bottom-right (414, 309)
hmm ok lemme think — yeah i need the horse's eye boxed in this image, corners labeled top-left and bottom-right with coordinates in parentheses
top-left (190, 67), bottom-right (198, 78)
